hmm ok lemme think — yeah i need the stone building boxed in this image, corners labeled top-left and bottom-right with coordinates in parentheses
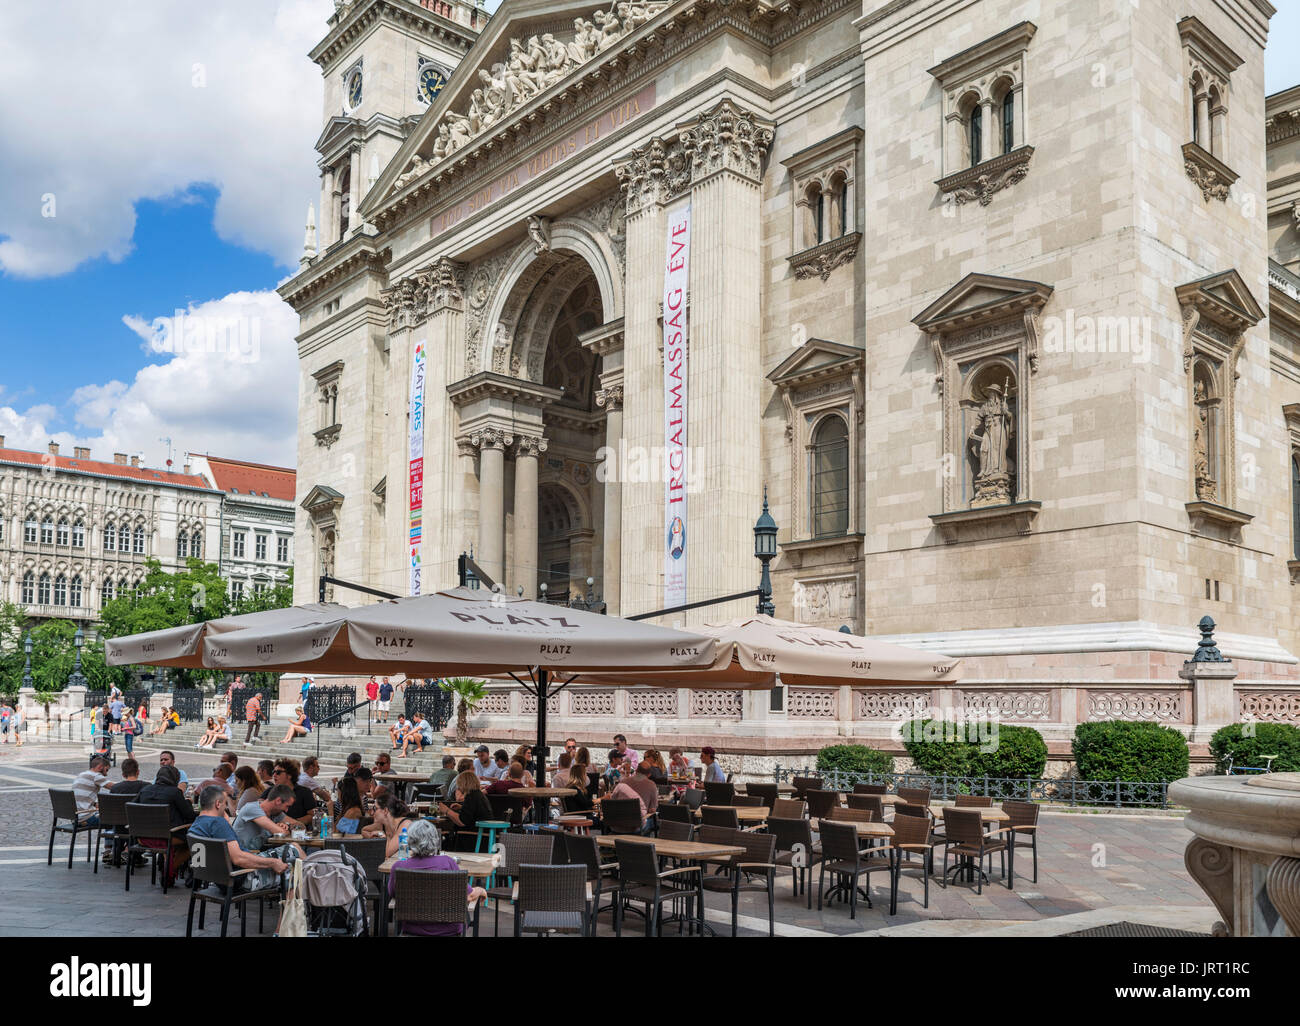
top-left (282, 0), bottom-right (1300, 764)
top-left (0, 439), bottom-right (222, 625)
top-left (186, 455), bottom-right (297, 603)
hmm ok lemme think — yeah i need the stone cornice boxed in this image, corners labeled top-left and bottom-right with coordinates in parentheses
top-left (278, 235), bottom-right (391, 310)
top-left (1177, 16), bottom-right (1246, 79)
top-left (936, 146), bottom-right (1034, 206)
top-left (1183, 142), bottom-right (1239, 202)
top-left (447, 371), bottom-right (563, 408)
top-left (578, 316), bottom-right (625, 356)
top-left (930, 501), bottom-right (1042, 544)
top-left (310, 0), bottom-right (480, 72)
top-left (926, 21), bottom-right (1037, 86)
top-left (788, 232), bottom-right (860, 282)
top-left (1267, 85), bottom-right (1300, 143)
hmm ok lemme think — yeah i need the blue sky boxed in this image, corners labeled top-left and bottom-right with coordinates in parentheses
top-left (0, 0), bottom-right (1296, 471)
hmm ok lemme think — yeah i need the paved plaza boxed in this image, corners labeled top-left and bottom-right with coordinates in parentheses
top-left (0, 741), bottom-right (1216, 938)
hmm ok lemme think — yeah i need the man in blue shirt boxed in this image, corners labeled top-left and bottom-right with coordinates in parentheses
top-left (299, 676), bottom-right (312, 703)
top-left (158, 750), bottom-right (189, 785)
top-left (376, 678), bottom-right (395, 722)
top-left (189, 786), bottom-right (299, 898)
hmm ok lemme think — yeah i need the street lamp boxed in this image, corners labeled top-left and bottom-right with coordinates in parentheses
top-left (21, 632), bottom-right (33, 689)
top-left (67, 626), bottom-right (88, 689)
top-left (754, 487), bottom-right (777, 616)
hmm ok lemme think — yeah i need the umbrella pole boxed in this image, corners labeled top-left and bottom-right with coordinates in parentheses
top-left (533, 666), bottom-right (549, 827)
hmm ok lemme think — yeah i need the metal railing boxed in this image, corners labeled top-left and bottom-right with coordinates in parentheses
top-left (401, 684), bottom-right (454, 733)
top-left (172, 689), bottom-right (206, 722)
top-left (314, 699), bottom-right (373, 761)
top-left (230, 686), bottom-right (270, 722)
top-left (304, 685), bottom-right (358, 726)
top-left (772, 766), bottom-right (1172, 809)
top-left (84, 689), bottom-right (149, 711)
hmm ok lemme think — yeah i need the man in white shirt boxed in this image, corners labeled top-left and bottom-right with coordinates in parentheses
top-left (72, 756), bottom-right (112, 825)
top-left (613, 734), bottom-right (640, 772)
top-left (298, 756), bottom-right (332, 804)
top-left (473, 745), bottom-right (501, 780)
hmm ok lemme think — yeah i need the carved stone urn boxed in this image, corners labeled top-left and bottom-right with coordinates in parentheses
top-left (1167, 772), bottom-right (1300, 937)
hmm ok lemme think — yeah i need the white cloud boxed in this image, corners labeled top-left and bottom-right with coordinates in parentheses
top-left (0, 290), bottom-right (299, 468)
top-left (0, 0), bottom-right (332, 278)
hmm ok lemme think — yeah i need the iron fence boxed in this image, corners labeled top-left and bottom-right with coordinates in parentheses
top-left (84, 689), bottom-right (150, 712)
top-left (230, 686), bottom-right (270, 722)
top-left (304, 685), bottom-right (357, 726)
top-left (402, 683), bottom-right (454, 733)
top-left (771, 766), bottom-right (1172, 809)
top-left (172, 689), bottom-right (206, 722)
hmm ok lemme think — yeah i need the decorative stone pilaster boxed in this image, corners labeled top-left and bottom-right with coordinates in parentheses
top-left (471, 427), bottom-right (512, 586)
top-left (513, 434), bottom-right (546, 599)
top-left (1179, 615), bottom-right (1238, 742)
top-left (614, 137), bottom-right (691, 215)
top-left (677, 98), bottom-right (776, 187)
top-left (595, 385), bottom-right (624, 615)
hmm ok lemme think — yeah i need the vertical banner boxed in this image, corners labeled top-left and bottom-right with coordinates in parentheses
top-left (663, 204), bottom-right (691, 609)
top-left (408, 339), bottom-right (427, 596)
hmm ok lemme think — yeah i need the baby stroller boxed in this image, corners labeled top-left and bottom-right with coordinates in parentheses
top-left (297, 847), bottom-right (370, 937)
top-left (93, 728), bottom-right (116, 767)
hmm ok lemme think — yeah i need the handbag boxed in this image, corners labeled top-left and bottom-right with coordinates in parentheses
top-left (277, 858), bottom-right (309, 937)
top-left (132, 719), bottom-right (144, 736)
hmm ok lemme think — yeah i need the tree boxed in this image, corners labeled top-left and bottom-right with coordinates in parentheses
top-left (440, 677), bottom-right (487, 743)
top-left (0, 600), bottom-right (28, 699)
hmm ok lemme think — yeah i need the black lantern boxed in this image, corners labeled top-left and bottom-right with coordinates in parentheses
top-left (67, 626), bottom-right (88, 689)
top-left (21, 632), bottom-right (33, 690)
top-left (754, 487), bottom-right (777, 616)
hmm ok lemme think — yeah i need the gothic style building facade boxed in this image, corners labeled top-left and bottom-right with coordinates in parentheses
top-left (283, 0), bottom-right (1300, 761)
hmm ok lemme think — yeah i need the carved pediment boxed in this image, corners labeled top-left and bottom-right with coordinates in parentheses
top-left (1176, 269), bottom-right (1265, 330)
top-left (315, 115), bottom-right (363, 157)
top-left (912, 272), bottom-right (1054, 336)
top-left (301, 485), bottom-right (344, 516)
top-left (768, 339), bottom-right (864, 389)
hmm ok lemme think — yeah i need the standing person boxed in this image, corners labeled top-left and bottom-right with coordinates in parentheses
top-left (376, 677), bottom-right (394, 723)
top-left (108, 693), bottom-right (125, 734)
top-left (298, 675), bottom-right (312, 706)
top-left (224, 678), bottom-right (235, 719)
top-left (0, 701), bottom-right (12, 743)
top-left (364, 676), bottom-right (380, 707)
top-left (10, 704), bottom-right (23, 747)
top-left (244, 691), bottom-right (263, 743)
top-left (121, 709), bottom-right (140, 757)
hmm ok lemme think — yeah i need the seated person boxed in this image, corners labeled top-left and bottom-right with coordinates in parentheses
top-left (639, 749), bottom-right (669, 785)
top-left (194, 716), bottom-right (219, 749)
top-left (233, 766), bottom-right (265, 810)
top-left (563, 762), bottom-right (596, 819)
top-left (399, 714), bottom-right (434, 758)
top-left (189, 787), bottom-right (302, 916)
top-left (214, 717), bottom-right (232, 745)
top-left (388, 716), bottom-right (410, 749)
top-left (136, 764), bottom-right (197, 875)
top-left (279, 706), bottom-right (311, 744)
top-left (427, 755), bottom-right (459, 794)
top-left (609, 763), bottom-right (659, 835)
top-left (387, 820), bottom-right (486, 936)
top-left (272, 759), bottom-right (317, 826)
top-left (700, 746), bottom-right (726, 784)
top-left (105, 758), bottom-right (147, 864)
top-left (334, 775), bottom-right (366, 834)
top-left (472, 745), bottom-right (500, 781)
top-left (492, 749), bottom-right (512, 778)
top-left (487, 760), bottom-right (526, 795)
top-left (602, 750), bottom-right (625, 795)
top-left (191, 763), bottom-right (236, 796)
top-left (232, 784), bottom-right (303, 853)
top-left (448, 759), bottom-right (474, 800)
top-left (166, 708), bottom-right (181, 731)
top-left (72, 755), bottom-right (112, 827)
top-left (298, 757), bottom-right (332, 805)
top-left (437, 771), bottom-right (494, 844)
top-left (362, 795), bottom-right (419, 859)
top-left (372, 752), bottom-right (393, 777)
top-left (552, 752), bottom-right (573, 789)
top-left (668, 748), bottom-right (694, 776)
top-left (511, 746), bottom-right (536, 787)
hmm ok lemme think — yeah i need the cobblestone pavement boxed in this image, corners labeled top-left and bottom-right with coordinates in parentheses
top-left (0, 742), bottom-right (1212, 937)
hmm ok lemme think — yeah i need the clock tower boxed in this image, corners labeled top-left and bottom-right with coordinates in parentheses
top-left (309, 0), bottom-right (486, 249)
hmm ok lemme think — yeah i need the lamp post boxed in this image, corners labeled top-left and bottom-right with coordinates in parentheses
top-left (67, 627), bottom-right (88, 689)
top-left (21, 632), bottom-right (33, 690)
top-left (754, 487), bottom-right (777, 616)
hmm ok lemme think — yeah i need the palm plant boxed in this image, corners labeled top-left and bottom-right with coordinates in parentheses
top-left (439, 677), bottom-right (487, 743)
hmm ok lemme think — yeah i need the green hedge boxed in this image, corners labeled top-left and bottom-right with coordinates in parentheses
top-left (900, 719), bottom-right (1047, 779)
top-left (816, 744), bottom-right (893, 777)
top-left (1072, 721), bottom-right (1189, 783)
top-left (1208, 722), bottom-right (1300, 774)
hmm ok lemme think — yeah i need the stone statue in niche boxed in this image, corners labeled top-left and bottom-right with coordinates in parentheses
top-left (1193, 379), bottom-right (1217, 502)
top-left (528, 215), bottom-right (551, 254)
top-left (967, 379), bottom-right (1015, 507)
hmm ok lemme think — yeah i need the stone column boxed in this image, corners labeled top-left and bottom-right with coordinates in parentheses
top-left (979, 99), bottom-right (994, 162)
top-left (513, 434), bottom-right (546, 599)
top-left (1179, 615), bottom-right (1238, 744)
top-left (675, 98), bottom-right (775, 624)
top-left (595, 383), bottom-right (624, 615)
top-left (1195, 92), bottom-right (1210, 149)
top-left (348, 147), bottom-right (362, 236)
top-left (423, 259), bottom-right (466, 582)
top-left (319, 168), bottom-right (335, 249)
top-left (473, 427), bottom-right (511, 587)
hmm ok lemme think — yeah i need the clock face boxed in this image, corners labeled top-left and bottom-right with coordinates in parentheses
top-left (419, 65), bottom-right (446, 104)
top-left (346, 71), bottom-right (362, 110)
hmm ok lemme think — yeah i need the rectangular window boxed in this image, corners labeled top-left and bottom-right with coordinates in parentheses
top-left (25, 521), bottom-right (37, 544)
top-left (255, 534), bottom-right (267, 561)
top-left (233, 532), bottom-right (245, 558)
top-left (230, 581), bottom-right (244, 603)
top-left (277, 536), bottom-right (290, 563)
top-left (41, 521), bottom-right (53, 545)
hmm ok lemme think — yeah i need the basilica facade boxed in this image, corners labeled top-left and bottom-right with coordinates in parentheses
top-left (282, 0), bottom-right (1300, 761)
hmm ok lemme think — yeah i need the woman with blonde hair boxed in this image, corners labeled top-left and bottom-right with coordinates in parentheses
top-left (278, 705), bottom-right (311, 744)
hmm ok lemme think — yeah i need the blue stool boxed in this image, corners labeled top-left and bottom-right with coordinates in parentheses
top-left (473, 820), bottom-right (510, 890)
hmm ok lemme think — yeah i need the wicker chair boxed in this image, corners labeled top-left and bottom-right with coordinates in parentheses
top-left (512, 863), bottom-right (588, 936)
top-left (658, 803), bottom-right (692, 825)
top-left (889, 808), bottom-right (941, 909)
top-left (184, 836), bottom-right (279, 937)
top-left (701, 827), bottom-right (778, 937)
top-left (772, 798), bottom-right (807, 820)
top-left (730, 794), bottom-right (764, 807)
top-left (941, 807), bottom-right (1014, 894)
top-left (613, 838), bottom-right (703, 937)
top-left (391, 868), bottom-right (480, 936)
top-left (486, 832), bottom-right (556, 936)
top-left (845, 794), bottom-right (887, 823)
top-left (657, 819), bottom-right (695, 843)
top-left (562, 832), bottom-right (619, 935)
top-left (599, 798), bottom-right (644, 836)
top-left (954, 794), bottom-right (993, 808)
top-left (791, 776), bottom-right (823, 798)
top-left (681, 788), bottom-right (705, 811)
top-left (703, 781), bottom-right (735, 806)
top-left (47, 789), bottom-right (97, 871)
top-left (96, 792), bottom-right (131, 868)
top-left (853, 783), bottom-right (887, 796)
top-left (806, 789), bottom-right (841, 822)
top-left (745, 782), bottom-right (779, 809)
top-left (898, 786), bottom-right (932, 807)
top-left (768, 816), bottom-right (822, 908)
top-left (817, 820), bottom-right (894, 919)
top-left (700, 806), bottom-right (740, 829)
top-left (1003, 800), bottom-right (1040, 882)
top-left (124, 802), bottom-right (179, 893)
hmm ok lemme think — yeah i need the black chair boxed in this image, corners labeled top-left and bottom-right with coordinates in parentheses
top-left (123, 802), bottom-right (179, 894)
top-left (681, 788), bottom-right (705, 811)
top-left (791, 775), bottom-right (822, 798)
top-left (184, 836), bottom-right (279, 937)
top-left (96, 792), bottom-right (131, 868)
top-left (657, 818), bottom-right (694, 843)
top-left (889, 809), bottom-right (941, 910)
top-left (513, 863), bottom-right (588, 936)
top-left (485, 832), bottom-right (556, 936)
top-left (768, 816), bottom-right (821, 908)
top-left (701, 827), bottom-right (778, 937)
top-left (806, 789), bottom-right (841, 822)
top-left (1004, 801), bottom-right (1041, 883)
top-left (391, 869), bottom-right (481, 936)
top-left (745, 782), bottom-right (779, 809)
top-left (47, 789), bottom-right (97, 871)
top-left (613, 839), bottom-right (702, 937)
top-left (600, 798), bottom-right (644, 836)
top-left (846, 793), bottom-right (887, 825)
top-left (941, 808), bottom-right (1014, 894)
top-left (703, 781), bottom-right (734, 806)
top-left (561, 832), bottom-right (619, 935)
top-left (817, 820), bottom-right (894, 919)
top-left (700, 806), bottom-right (739, 829)
top-left (658, 803), bottom-right (692, 825)
top-left (853, 783), bottom-right (887, 795)
top-left (730, 795), bottom-right (764, 807)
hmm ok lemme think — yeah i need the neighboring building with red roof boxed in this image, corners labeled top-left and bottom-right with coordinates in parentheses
top-left (0, 437), bottom-right (222, 624)
top-left (188, 454), bottom-right (296, 603)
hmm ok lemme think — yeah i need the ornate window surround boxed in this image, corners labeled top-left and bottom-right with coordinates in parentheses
top-left (780, 127), bottom-right (863, 282)
top-left (1175, 269), bottom-right (1263, 538)
top-left (929, 22), bottom-right (1037, 205)
top-left (312, 360), bottom-right (344, 448)
top-left (914, 272), bottom-right (1052, 542)
top-left (1179, 16), bottom-right (1244, 203)
top-left (767, 338), bottom-right (865, 555)
top-left (1285, 403), bottom-right (1300, 583)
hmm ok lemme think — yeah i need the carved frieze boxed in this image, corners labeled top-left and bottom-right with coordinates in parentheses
top-left (936, 146), bottom-right (1034, 206)
top-left (855, 690), bottom-right (931, 721)
top-left (1086, 690), bottom-right (1186, 722)
top-left (520, 692), bottom-right (561, 715)
top-left (789, 232), bottom-right (862, 282)
top-left (568, 690), bottom-right (615, 716)
top-left (788, 688), bottom-right (837, 719)
top-left (1237, 691), bottom-right (1300, 724)
top-left (960, 690), bottom-right (1052, 721)
top-left (689, 690), bottom-right (743, 719)
top-left (627, 690), bottom-right (677, 718)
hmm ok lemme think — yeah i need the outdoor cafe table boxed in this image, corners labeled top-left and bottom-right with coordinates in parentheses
top-left (809, 819), bottom-right (895, 840)
top-left (596, 835), bottom-right (746, 935)
top-left (932, 806), bottom-right (1010, 824)
top-left (509, 786), bottom-right (575, 826)
top-left (375, 771), bottom-right (435, 801)
top-left (691, 805), bottom-right (769, 824)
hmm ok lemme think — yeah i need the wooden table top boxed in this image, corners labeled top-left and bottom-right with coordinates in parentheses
top-left (374, 771), bottom-right (431, 783)
top-left (273, 832), bottom-right (370, 849)
top-left (509, 787), bottom-right (576, 798)
top-left (596, 835), bottom-right (745, 860)
top-left (691, 805), bottom-right (768, 823)
top-left (813, 819), bottom-right (895, 838)
top-left (379, 853), bottom-right (499, 878)
top-left (938, 806), bottom-right (1010, 823)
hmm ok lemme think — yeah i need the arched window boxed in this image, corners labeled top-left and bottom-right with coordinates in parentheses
top-left (1191, 81), bottom-right (1200, 144)
top-left (54, 574), bottom-right (67, 606)
top-left (102, 577), bottom-right (114, 603)
top-left (41, 517), bottom-right (54, 544)
top-left (56, 518), bottom-right (70, 545)
top-left (21, 572), bottom-right (34, 604)
top-left (177, 531), bottom-right (188, 559)
top-left (104, 524), bottom-right (115, 551)
top-left (191, 531), bottom-right (203, 559)
top-left (69, 576), bottom-right (82, 607)
top-left (118, 524), bottom-right (130, 551)
top-left (119, 577), bottom-right (129, 600)
top-left (968, 105), bottom-right (983, 168)
top-left (1002, 91), bottom-right (1015, 153)
top-left (38, 573), bottom-right (51, 604)
top-left (25, 516), bottom-right (38, 544)
top-left (72, 520), bottom-right (85, 547)
top-left (339, 165), bottom-right (352, 237)
top-left (810, 416), bottom-right (850, 538)
top-left (133, 525), bottom-right (145, 554)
